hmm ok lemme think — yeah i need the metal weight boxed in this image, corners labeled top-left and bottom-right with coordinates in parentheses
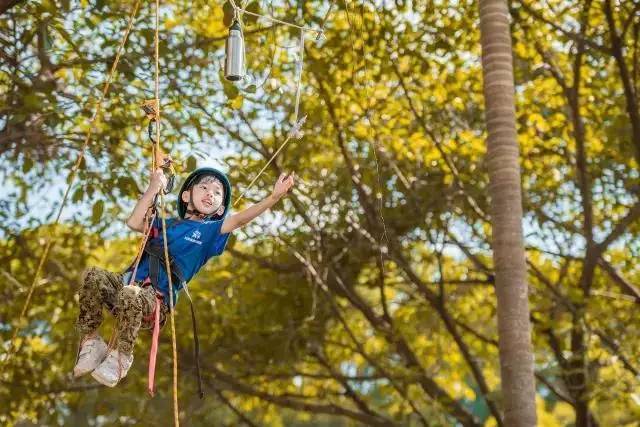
top-left (224, 20), bottom-right (245, 81)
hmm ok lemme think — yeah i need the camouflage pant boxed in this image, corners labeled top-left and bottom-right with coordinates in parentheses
top-left (77, 267), bottom-right (168, 354)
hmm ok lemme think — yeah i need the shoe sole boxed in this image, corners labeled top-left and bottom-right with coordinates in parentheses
top-left (91, 369), bottom-right (119, 387)
top-left (73, 349), bottom-right (108, 378)
top-left (73, 365), bottom-right (96, 377)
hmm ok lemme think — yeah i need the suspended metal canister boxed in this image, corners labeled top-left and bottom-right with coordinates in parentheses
top-left (224, 20), bottom-right (245, 81)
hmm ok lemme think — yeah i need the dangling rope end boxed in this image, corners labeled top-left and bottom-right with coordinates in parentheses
top-left (288, 115), bottom-right (307, 139)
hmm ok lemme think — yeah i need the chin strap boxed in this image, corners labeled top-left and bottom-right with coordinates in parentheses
top-left (185, 209), bottom-right (211, 220)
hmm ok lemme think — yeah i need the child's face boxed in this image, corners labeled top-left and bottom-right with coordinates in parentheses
top-left (182, 176), bottom-right (225, 217)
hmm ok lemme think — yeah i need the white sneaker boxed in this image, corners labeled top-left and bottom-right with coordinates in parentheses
top-left (73, 335), bottom-right (108, 377)
top-left (91, 349), bottom-right (134, 387)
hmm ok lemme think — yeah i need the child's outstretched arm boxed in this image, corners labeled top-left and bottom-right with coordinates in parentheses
top-left (221, 172), bottom-right (295, 234)
top-left (126, 169), bottom-right (167, 232)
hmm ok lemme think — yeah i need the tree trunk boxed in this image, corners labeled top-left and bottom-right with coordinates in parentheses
top-left (478, 0), bottom-right (537, 425)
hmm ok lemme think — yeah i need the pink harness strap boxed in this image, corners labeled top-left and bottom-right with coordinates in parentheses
top-left (147, 291), bottom-right (163, 397)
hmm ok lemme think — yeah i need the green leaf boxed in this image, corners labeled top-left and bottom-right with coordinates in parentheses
top-left (72, 187), bottom-right (84, 203)
top-left (117, 176), bottom-right (138, 196)
top-left (229, 96), bottom-right (244, 110)
top-left (53, 23), bottom-right (78, 51)
top-left (23, 93), bottom-right (39, 110)
top-left (91, 200), bottom-right (104, 224)
top-left (244, 84), bottom-right (257, 94)
top-left (222, 79), bottom-right (240, 99)
top-left (41, 0), bottom-right (57, 13)
top-left (187, 155), bottom-right (198, 171)
top-left (22, 157), bottom-right (34, 174)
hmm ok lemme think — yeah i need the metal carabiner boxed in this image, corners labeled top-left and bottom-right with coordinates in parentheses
top-left (141, 99), bottom-right (175, 194)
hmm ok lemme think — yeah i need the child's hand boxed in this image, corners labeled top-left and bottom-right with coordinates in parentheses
top-left (147, 169), bottom-right (168, 195)
top-left (272, 172), bottom-right (295, 199)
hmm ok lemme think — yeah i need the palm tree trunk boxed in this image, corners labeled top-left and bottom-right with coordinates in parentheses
top-left (478, 0), bottom-right (537, 425)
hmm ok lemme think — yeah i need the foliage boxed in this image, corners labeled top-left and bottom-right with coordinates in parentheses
top-left (1, 0), bottom-right (639, 425)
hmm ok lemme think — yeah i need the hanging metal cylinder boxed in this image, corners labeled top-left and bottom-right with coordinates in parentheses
top-left (224, 20), bottom-right (245, 81)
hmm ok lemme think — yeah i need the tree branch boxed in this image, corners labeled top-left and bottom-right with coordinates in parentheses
top-left (207, 367), bottom-right (395, 427)
top-left (604, 0), bottom-right (640, 166)
top-left (596, 259), bottom-right (640, 303)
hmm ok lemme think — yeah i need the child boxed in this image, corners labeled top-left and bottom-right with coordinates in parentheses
top-left (73, 167), bottom-right (295, 387)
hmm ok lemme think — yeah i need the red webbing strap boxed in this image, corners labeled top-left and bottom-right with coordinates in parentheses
top-left (147, 291), bottom-right (163, 397)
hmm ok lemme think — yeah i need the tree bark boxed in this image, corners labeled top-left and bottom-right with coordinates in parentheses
top-left (478, 0), bottom-right (537, 425)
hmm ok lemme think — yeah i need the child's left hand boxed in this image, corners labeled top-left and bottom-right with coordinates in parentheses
top-left (272, 172), bottom-right (295, 199)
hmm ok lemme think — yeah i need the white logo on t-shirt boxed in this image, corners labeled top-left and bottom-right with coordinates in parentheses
top-left (184, 229), bottom-right (203, 245)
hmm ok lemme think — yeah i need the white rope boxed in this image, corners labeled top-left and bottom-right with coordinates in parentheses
top-left (230, 3), bottom-right (323, 35)
top-left (233, 115), bottom-right (307, 207)
top-left (292, 29), bottom-right (304, 124)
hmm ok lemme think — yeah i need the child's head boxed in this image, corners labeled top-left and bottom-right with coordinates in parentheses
top-left (178, 168), bottom-right (232, 220)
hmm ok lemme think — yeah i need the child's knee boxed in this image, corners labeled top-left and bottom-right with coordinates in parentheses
top-left (81, 267), bottom-right (103, 287)
top-left (79, 268), bottom-right (102, 298)
top-left (118, 285), bottom-right (141, 304)
top-left (116, 286), bottom-right (144, 336)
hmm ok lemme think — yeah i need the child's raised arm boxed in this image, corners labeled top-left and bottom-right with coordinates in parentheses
top-left (220, 172), bottom-right (295, 234)
top-left (126, 169), bottom-right (167, 233)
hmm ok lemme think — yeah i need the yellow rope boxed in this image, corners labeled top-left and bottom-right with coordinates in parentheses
top-left (1, 0), bottom-right (142, 366)
top-left (152, 0), bottom-right (180, 424)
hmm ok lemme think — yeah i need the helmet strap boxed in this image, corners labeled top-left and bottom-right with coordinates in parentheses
top-left (185, 209), bottom-right (210, 219)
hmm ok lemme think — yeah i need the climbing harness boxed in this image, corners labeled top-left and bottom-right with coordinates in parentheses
top-left (138, 232), bottom-right (205, 399)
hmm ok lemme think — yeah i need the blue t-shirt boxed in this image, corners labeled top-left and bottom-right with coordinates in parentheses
top-left (133, 217), bottom-right (230, 306)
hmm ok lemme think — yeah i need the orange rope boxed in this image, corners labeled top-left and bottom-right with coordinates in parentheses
top-left (153, 0), bottom-right (180, 423)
